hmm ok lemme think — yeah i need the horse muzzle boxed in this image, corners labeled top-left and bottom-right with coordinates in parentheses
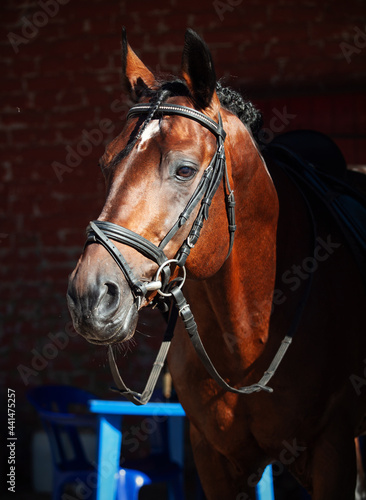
top-left (66, 247), bottom-right (140, 345)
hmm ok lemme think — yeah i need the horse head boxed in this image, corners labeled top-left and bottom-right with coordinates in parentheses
top-left (67, 28), bottom-right (276, 348)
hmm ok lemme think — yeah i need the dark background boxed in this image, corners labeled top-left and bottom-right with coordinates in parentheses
top-left (1, 0), bottom-right (365, 495)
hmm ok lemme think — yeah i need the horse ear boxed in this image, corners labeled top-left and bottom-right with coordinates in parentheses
top-left (121, 27), bottom-right (156, 101)
top-left (181, 29), bottom-right (220, 112)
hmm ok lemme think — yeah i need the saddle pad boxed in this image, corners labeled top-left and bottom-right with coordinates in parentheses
top-left (265, 139), bottom-right (366, 285)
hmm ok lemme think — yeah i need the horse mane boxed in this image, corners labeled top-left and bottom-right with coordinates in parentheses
top-left (149, 79), bottom-right (263, 136)
top-left (215, 81), bottom-right (263, 137)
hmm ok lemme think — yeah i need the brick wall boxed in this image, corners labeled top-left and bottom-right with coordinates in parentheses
top-left (0, 0), bottom-right (365, 490)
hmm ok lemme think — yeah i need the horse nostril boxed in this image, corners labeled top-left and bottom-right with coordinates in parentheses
top-left (98, 281), bottom-right (120, 317)
top-left (105, 281), bottom-right (119, 300)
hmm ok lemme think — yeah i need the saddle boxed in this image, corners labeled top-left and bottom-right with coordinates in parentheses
top-left (264, 130), bottom-right (366, 285)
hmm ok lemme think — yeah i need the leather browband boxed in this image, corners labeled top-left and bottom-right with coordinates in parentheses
top-left (127, 103), bottom-right (227, 140)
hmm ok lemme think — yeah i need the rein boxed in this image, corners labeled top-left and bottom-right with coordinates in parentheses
top-left (85, 101), bottom-right (309, 405)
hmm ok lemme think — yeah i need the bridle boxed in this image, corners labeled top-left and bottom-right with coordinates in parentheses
top-left (86, 103), bottom-right (235, 300)
top-left (85, 101), bottom-right (298, 405)
top-left (85, 102), bottom-right (237, 404)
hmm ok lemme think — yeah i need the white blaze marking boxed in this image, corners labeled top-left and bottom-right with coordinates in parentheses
top-left (137, 120), bottom-right (161, 150)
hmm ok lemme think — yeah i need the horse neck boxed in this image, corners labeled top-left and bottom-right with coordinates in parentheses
top-left (187, 124), bottom-right (280, 366)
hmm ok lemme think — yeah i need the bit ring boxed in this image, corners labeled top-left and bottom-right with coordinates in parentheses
top-left (154, 259), bottom-right (186, 297)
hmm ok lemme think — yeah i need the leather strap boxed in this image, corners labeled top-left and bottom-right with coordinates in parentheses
top-left (109, 303), bottom-right (179, 405)
top-left (87, 221), bottom-right (148, 296)
top-left (170, 287), bottom-right (274, 394)
top-left (86, 221), bottom-right (171, 296)
top-left (88, 221), bottom-right (168, 266)
top-left (158, 157), bottom-right (217, 250)
top-left (127, 103), bottom-right (226, 140)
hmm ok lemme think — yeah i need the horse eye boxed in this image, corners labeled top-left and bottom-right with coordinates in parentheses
top-left (176, 165), bottom-right (196, 180)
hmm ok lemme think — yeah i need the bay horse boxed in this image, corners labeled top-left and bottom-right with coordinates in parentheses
top-left (67, 28), bottom-right (366, 499)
